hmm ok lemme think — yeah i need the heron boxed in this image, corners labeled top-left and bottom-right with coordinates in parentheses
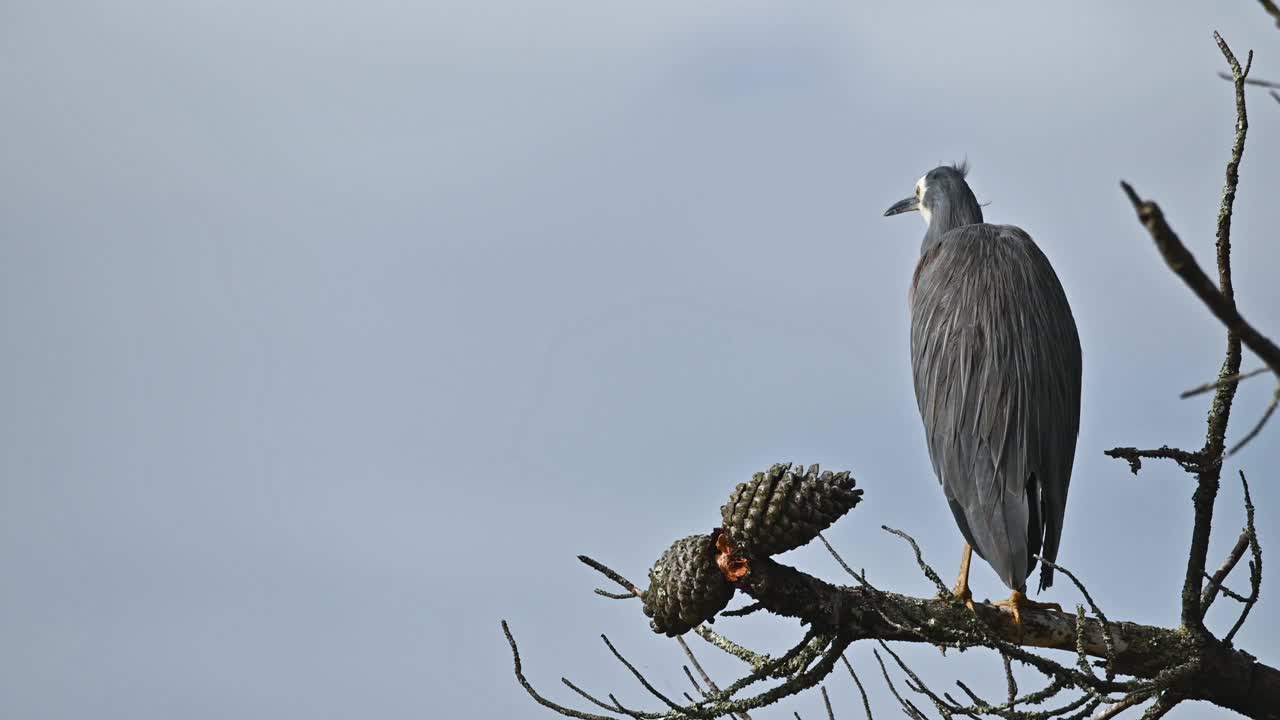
top-left (884, 163), bottom-right (1082, 625)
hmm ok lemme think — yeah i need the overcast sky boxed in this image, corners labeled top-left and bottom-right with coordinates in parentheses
top-left (3, 2), bottom-right (1279, 719)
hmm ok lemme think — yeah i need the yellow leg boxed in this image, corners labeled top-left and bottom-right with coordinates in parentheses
top-left (952, 544), bottom-right (976, 612)
top-left (993, 590), bottom-right (1063, 627)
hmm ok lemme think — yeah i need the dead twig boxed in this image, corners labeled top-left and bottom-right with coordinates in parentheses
top-left (1224, 472), bottom-right (1262, 644)
top-left (1180, 365), bottom-right (1269, 398)
top-left (1102, 446), bottom-right (1206, 474)
top-left (1228, 385), bottom-right (1280, 456)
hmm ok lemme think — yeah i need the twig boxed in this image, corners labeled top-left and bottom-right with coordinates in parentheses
top-left (1102, 446), bottom-right (1206, 474)
top-left (1136, 692), bottom-right (1180, 720)
top-left (676, 636), bottom-right (753, 720)
top-left (820, 532), bottom-right (874, 588)
top-left (841, 655), bottom-right (875, 720)
top-left (1035, 556), bottom-right (1117, 680)
top-left (1179, 31), bottom-right (1250, 632)
top-left (502, 620), bottom-right (622, 720)
top-left (562, 678), bottom-right (635, 716)
top-left (580, 555), bottom-right (643, 597)
top-left (722, 602), bottom-right (766, 618)
top-left (882, 526), bottom-right (950, 597)
top-left (822, 686), bottom-right (835, 720)
top-left (1224, 471), bottom-right (1262, 644)
top-left (873, 649), bottom-right (930, 720)
top-left (1218, 71), bottom-right (1280, 88)
top-left (1180, 365), bottom-right (1269, 398)
top-left (1001, 653), bottom-right (1018, 706)
top-left (1259, 0), bottom-right (1280, 28)
top-left (1228, 385), bottom-right (1280, 456)
top-left (695, 625), bottom-right (772, 670)
top-left (1090, 690), bottom-right (1153, 720)
top-left (1201, 530), bottom-right (1252, 613)
top-left (1117, 179), bottom-right (1277, 374)
top-left (601, 634), bottom-right (692, 715)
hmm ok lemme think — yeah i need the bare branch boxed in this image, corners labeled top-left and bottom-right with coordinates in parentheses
top-left (1102, 446), bottom-right (1206, 474)
top-left (676, 636), bottom-right (754, 720)
top-left (1217, 71), bottom-right (1280, 88)
top-left (1116, 179), bottom-right (1277, 375)
top-left (722, 602), bottom-right (766, 618)
top-left (1180, 365), bottom-right (1270, 398)
top-left (502, 620), bottom-right (625, 720)
top-left (1001, 653), bottom-right (1018, 706)
top-left (820, 532), bottom-right (874, 588)
top-left (1224, 471), bottom-right (1262, 644)
top-left (1201, 530), bottom-right (1252, 614)
top-left (1228, 385), bottom-right (1280, 456)
top-left (1176, 31), bottom-right (1251, 632)
top-left (883, 526), bottom-right (951, 597)
top-left (1135, 692), bottom-right (1180, 720)
top-left (1258, 0), bottom-right (1280, 28)
top-left (580, 555), bottom-right (643, 597)
top-left (873, 648), bottom-right (930, 720)
top-left (1091, 691), bottom-right (1154, 720)
top-left (841, 655), bottom-right (875, 720)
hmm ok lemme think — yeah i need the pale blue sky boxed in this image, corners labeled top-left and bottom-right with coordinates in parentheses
top-left (2, 2), bottom-right (1278, 719)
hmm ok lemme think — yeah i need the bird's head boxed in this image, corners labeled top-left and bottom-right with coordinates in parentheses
top-left (883, 163), bottom-right (983, 230)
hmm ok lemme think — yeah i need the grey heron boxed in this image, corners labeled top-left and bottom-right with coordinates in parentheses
top-left (884, 163), bottom-right (1082, 624)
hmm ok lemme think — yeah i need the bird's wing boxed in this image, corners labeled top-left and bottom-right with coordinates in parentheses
top-left (910, 224), bottom-right (1081, 591)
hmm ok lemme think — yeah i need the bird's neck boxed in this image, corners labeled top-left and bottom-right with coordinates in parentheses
top-left (920, 201), bottom-right (983, 255)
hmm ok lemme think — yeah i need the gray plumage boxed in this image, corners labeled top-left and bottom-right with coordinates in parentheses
top-left (887, 165), bottom-right (1081, 593)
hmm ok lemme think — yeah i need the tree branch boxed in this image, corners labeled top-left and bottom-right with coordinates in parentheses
top-left (1112, 184), bottom-right (1277, 373)
top-left (726, 557), bottom-right (1279, 719)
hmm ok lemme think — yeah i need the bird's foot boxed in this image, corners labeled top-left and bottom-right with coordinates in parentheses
top-left (952, 584), bottom-right (976, 612)
top-left (993, 590), bottom-right (1062, 628)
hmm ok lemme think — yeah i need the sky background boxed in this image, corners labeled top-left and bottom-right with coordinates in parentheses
top-left (2, 2), bottom-right (1279, 719)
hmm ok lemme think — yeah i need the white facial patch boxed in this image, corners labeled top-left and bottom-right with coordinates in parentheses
top-left (916, 175), bottom-right (932, 226)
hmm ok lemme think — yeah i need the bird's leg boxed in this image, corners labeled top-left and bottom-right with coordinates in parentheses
top-left (993, 590), bottom-right (1063, 628)
top-left (952, 544), bottom-right (976, 611)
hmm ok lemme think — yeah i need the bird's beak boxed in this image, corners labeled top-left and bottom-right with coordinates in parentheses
top-left (884, 196), bottom-right (919, 217)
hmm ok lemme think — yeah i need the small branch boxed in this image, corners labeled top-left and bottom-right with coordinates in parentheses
top-left (1179, 365), bottom-right (1270, 398)
top-left (882, 526), bottom-right (950, 597)
top-left (873, 648), bottom-right (930, 720)
top-left (841, 655), bottom-right (875, 720)
top-left (695, 626), bottom-right (771, 671)
top-left (1117, 179), bottom-right (1278, 374)
top-left (1102, 446), bottom-right (1206, 474)
top-left (1258, 0), bottom-right (1280, 28)
top-left (1227, 385), bottom-right (1280, 456)
top-left (1092, 691), bottom-right (1154, 720)
top-left (1224, 471), bottom-right (1262, 644)
top-left (1180, 31), bottom-right (1250, 632)
top-left (580, 555), bottom-right (643, 597)
top-left (1136, 692), bottom-right (1180, 720)
top-left (1001, 653), bottom-right (1017, 706)
top-left (1218, 71), bottom-right (1280, 88)
top-left (676, 636), bottom-right (753, 720)
top-left (820, 532), bottom-right (874, 588)
top-left (502, 620), bottom-right (621, 720)
top-left (1201, 530), bottom-right (1252, 614)
top-left (722, 602), bottom-right (766, 618)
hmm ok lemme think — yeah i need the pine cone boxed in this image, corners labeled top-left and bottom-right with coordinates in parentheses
top-left (720, 463), bottom-right (862, 557)
top-left (642, 534), bottom-right (734, 636)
